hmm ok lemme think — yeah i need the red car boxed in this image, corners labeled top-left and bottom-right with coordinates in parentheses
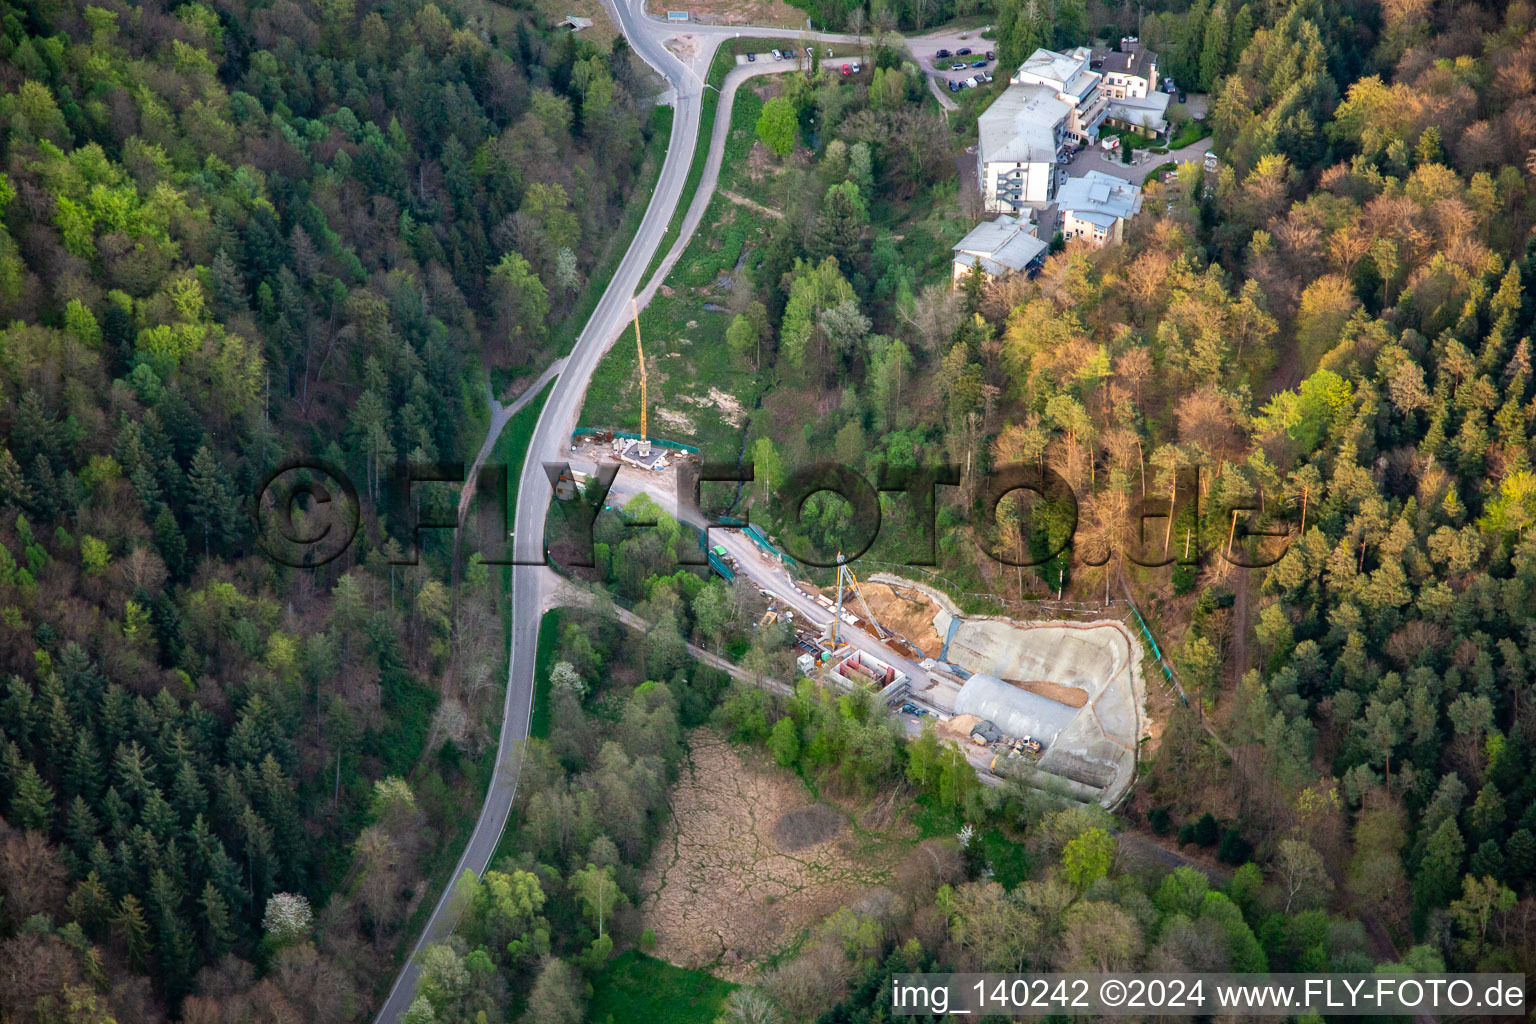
top-left (841, 63), bottom-right (850, 75)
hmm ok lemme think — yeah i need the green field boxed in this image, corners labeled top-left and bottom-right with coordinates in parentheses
top-left (642, 38), bottom-right (818, 285)
top-left (589, 952), bottom-right (737, 1024)
top-left (1168, 119), bottom-right (1212, 149)
top-left (528, 608), bottom-right (560, 740)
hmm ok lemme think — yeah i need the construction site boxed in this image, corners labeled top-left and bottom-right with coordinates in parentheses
top-left (564, 306), bottom-right (1145, 806)
top-left (793, 571), bottom-right (1147, 807)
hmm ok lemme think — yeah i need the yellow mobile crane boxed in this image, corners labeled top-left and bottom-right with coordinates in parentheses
top-left (632, 298), bottom-right (650, 458)
top-left (830, 554), bottom-right (891, 649)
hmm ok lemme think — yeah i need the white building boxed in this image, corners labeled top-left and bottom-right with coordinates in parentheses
top-left (977, 46), bottom-right (1111, 214)
top-left (1096, 38), bottom-right (1158, 99)
top-left (1105, 91), bottom-right (1171, 139)
top-left (951, 215), bottom-right (1048, 284)
top-left (976, 84), bottom-right (1070, 212)
top-left (1010, 46), bottom-right (1108, 145)
top-left (1056, 171), bottom-right (1143, 246)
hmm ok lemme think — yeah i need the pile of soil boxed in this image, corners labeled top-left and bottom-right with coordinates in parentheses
top-left (1002, 677), bottom-right (1089, 708)
top-left (854, 583), bottom-right (946, 657)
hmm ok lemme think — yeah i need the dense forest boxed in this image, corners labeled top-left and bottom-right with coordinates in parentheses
top-left (7, 0), bottom-right (1536, 1019)
top-left (0, 0), bottom-right (661, 1019)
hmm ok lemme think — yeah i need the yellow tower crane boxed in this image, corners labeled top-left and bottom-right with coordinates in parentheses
top-left (631, 298), bottom-right (650, 458)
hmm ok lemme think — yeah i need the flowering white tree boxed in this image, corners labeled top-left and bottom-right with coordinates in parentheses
top-left (549, 660), bottom-right (587, 699)
top-left (371, 775), bottom-right (417, 823)
top-left (957, 823), bottom-right (975, 848)
top-left (262, 892), bottom-right (313, 944)
top-left (401, 995), bottom-right (437, 1024)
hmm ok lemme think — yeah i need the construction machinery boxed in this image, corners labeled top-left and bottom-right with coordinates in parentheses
top-left (831, 555), bottom-right (890, 648)
top-left (631, 298), bottom-right (650, 459)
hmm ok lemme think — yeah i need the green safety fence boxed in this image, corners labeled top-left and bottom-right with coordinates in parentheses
top-left (1125, 600), bottom-right (1187, 707)
top-left (717, 516), bottom-right (796, 569)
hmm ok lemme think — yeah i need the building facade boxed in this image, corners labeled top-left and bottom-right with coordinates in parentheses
top-left (1010, 46), bottom-right (1108, 145)
top-left (1096, 38), bottom-right (1158, 99)
top-left (1056, 171), bottom-right (1143, 246)
top-left (976, 84), bottom-right (1070, 213)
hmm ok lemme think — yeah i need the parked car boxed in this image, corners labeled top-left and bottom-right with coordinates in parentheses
top-left (900, 703), bottom-right (919, 715)
top-left (1177, 89), bottom-right (1187, 103)
top-left (956, 47), bottom-right (972, 55)
top-left (971, 58), bottom-right (987, 67)
top-left (947, 78), bottom-right (960, 92)
top-left (747, 51), bottom-right (756, 61)
top-left (769, 48), bottom-right (780, 58)
top-left (935, 48), bottom-right (951, 58)
top-left (985, 49), bottom-right (995, 60)
top-left (841, 63), bottom-right (851, 75)
top-left (981, 71), bottom-right (993, 82)
top-left (950, 62), bottom-right (967, 71)
top-left (851, 60), bottom-right (861, 73)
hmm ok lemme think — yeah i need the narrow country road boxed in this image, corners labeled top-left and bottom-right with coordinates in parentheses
top-left (374, 6), bottom-right (877, 1022)
top-left (454, 357), bottom-right (567, 537)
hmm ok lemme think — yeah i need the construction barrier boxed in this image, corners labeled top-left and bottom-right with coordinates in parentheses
top-left (717, 516), bottom-right (797, 570)
top-left (1123, 597), bottom-right (1182, 704)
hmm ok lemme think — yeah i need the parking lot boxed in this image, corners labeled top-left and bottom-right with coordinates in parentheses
top-left (735, 46), bottom-right (867, 78)
top-left (906, 24), bottom-right (998, 90)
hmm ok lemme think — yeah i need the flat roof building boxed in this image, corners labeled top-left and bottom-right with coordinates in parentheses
top-left (952, 215), bottom-right (1049, 284)
top-left (1056, 170), bottom-right (1143, 246)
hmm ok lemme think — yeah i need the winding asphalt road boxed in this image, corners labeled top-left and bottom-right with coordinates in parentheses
top-left (373, 6), bottom-right (872, 1022)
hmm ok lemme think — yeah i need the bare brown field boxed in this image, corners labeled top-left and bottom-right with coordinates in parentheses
top-left (638, 729), bottom-right (902, 980)
top-left (676, 0), bottom-right (808, 28)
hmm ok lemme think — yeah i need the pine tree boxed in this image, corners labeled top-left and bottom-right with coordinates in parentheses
top-left (208, 249), bottom-right (247, 318)
top-left (113, 741), bottom-right (153, 805)
top-left (66, 871), bottom-right (112, 937)
top-left (187, 446), bottom-right (239, 559)
top-left (200, 880), bottom-right (237, 956)
top-left (11, 761), bottom-right (55, 829)
top-left (172, 759), bottom-right (206, 821)
top-left (110, 894), bottom-right (152, 970)
top-left (1415, 818), bottom-right (1466, 913)
top-left (1199, 1), bottom-right (1231, 92)
top-left (65, 795), bottom-right (100, 857)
